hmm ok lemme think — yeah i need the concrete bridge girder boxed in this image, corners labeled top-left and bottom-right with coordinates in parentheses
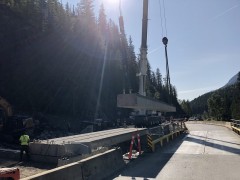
top-left (30, 128), bottom-right (147, 164)
top-left (117, 93), bottom-right (176, 112)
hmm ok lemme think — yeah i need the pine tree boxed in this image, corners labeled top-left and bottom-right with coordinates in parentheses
top-left (98, 3), bottom-right (107, 36)
top-left (208, 93), bottom-right (225, 120)
top-left (156, 68), bottom-right (162, 89)
top-left (181, 100), bottom-right (192, 116)
top-left (77, 0), bottom-right (95, 27)
top-left (231, 72), bottom-right (240, 119)
top-left (127, 36), bottom-right (138, 93)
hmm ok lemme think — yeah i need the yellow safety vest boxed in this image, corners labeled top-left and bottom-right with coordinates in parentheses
top-left (19, 135), bottom-right (30, 145)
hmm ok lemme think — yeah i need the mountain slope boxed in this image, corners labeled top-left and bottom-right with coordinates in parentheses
top-left (190, 71), bottom-right (239, 115)
top-left (223, 72), bottom-right (239, 88)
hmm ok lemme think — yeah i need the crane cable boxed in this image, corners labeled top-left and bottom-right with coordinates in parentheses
top-left (158, 0), bottom-right (164, 38)
top-left (162, 0), bottom-right (168, 37)
top-left (158, 0), bottom-right (172, 103)
top-left (158, 0), bottom-right (168, 38)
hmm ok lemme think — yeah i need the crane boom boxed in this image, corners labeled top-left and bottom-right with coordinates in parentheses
top-left (141, 0), bottom-right (148, 49)
top-left (117, 0), bottom-right (176, 113)
top-left (139, 0), bottom-right (149, 96)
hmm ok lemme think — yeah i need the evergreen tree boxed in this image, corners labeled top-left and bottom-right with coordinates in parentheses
top-left (181, 100), bottom-right (192, 116)
top-left (156, 68), bottom-right (162, 90)
top-left (231, 72), bottom-right (240, 119)
top-left (0, 0), bottom-right (186, 122)
top-left (127, 36), bottom-right (138, 92)
top-left (98, 3), bottom-right (107, 36)
top-left (77, 0), bottom-right (95, 26)
top-left (208, 93), bottom-right (225, 120)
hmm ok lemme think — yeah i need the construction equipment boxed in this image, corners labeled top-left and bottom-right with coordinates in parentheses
top-left (138, 0), bottom-right (149, 98)
top-left (0, 96), bottom-right (34, 143)
top-left (117, 0), bottom-right (176, 116)
top-left (0, 96), bottom-right (13, 132)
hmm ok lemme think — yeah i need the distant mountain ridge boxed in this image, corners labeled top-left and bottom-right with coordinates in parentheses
top-left (222, 72), bottom-right (239, 88)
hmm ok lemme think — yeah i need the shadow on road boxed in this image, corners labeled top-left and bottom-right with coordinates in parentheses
top-left (191, 134), bottom-right (240, 146)
top-left (185, 136), bottom-right (240, 155)
top-left (111, 133), bottom-right (187, 179)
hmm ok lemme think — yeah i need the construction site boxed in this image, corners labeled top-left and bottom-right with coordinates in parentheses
top-left (0, 0), bottom-right (189, 179)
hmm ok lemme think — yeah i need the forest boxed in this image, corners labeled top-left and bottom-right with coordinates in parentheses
top-left (187, 72), bottom-right (240, 120)
top-left (0, 0), bottom-right (183, 122)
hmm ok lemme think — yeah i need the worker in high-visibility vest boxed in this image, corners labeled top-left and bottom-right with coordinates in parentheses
top-left (19, 131), bottom-right (30, 161)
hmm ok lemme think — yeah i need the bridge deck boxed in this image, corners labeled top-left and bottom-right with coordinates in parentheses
top-left (114, 122), bottom-right (240, 180)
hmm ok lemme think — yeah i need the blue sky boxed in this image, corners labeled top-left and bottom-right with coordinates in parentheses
top-left (63, 0), bottom-right (240, 101)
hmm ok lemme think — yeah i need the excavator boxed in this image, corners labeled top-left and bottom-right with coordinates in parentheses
top-left (0, 96), bottom-right (34, 143)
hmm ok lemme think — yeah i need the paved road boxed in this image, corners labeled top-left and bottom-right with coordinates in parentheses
top-left (113, 122), bottom-right (240, 180)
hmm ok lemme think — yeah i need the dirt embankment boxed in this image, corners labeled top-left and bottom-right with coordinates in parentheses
top-left (0, 158), bottom-right (56, 179)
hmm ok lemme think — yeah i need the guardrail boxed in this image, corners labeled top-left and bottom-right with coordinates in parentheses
top-left (147, 121), bottom-right (186, 152)
top-left (231, 119), bottom-right (240, 134)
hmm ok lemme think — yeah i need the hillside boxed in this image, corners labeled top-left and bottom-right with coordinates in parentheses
top-left (0, 1), bottom-right (184, 122)
top-left (222, 73), bottom-right (239, 88)
top-left (190, 72), bottom-right (240, 119)
top-left (0, 3), bottom-right (130, 120)
top-left (190, 92), bottom-right (212, 114)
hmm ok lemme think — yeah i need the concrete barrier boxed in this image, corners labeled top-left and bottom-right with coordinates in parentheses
top-left (57, 147), bottom-right (109, 166)
top-left (21, 162), bottom-right (83, 180)
top-left (21, 148), bottom-right (125, 180)
top-left (81, 148), bottom-right (125, 180)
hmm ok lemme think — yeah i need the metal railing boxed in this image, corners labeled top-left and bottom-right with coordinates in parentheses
top-left (231, 119), bottom-right (240, 127)
top-left (148, 121), bottom-right (184, 136)
top-left (147, 121), bottom-right (186, 152)
top-left (231, 119), bottom-right (240, 134)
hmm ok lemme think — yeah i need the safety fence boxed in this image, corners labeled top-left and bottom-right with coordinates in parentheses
top-left (231, 119), bottom-right (240, 135)
top-left (128, 133), bottom-right (141, 159)
top-left (147, 121), bottom-right (186, 152)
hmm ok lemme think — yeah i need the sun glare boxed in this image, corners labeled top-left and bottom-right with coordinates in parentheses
top-left (103, 0), bottom-right (120, 6)
top-left (107, 0), bottom-right (119, 4)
